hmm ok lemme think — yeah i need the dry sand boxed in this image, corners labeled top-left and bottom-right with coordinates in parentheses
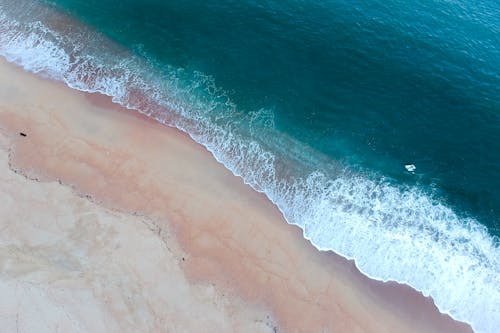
top-left (0, 131), bottom-right (272, 332)
top-left (0, 58), bottom-right (473, 332)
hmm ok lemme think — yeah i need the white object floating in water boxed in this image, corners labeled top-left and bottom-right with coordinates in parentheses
top-left (405, 164), bottom-right (416, 172)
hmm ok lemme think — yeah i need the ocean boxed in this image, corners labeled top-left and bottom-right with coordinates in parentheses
top-left (0, 0), bottom-right (498, 331)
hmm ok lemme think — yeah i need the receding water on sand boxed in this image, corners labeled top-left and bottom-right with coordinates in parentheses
top-left (1, 1), bottom-right (499, 331)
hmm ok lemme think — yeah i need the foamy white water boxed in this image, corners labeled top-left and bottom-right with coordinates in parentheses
top-left (1, 2), bottom-right (499, 332)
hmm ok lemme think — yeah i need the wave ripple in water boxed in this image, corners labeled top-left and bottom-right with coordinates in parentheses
top-left (0, 2), bottom-right (499, 332)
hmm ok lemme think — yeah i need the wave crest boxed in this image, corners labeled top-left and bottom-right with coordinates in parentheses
top-left (1, 2), bottom-right (498, 332)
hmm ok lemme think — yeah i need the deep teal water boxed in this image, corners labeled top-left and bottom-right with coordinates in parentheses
top-left (47, 0), bottom-right (500, 232)
top-left (1, 0), bottom-right (499, 331)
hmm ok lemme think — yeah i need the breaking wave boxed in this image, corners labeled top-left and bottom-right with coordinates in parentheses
top-left (1, 2), bottom-right (498, 332)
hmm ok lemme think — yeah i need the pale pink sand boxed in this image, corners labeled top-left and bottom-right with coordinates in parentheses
top-left (0, 131), bottom-right (273, 332)
top-left (0, 58), bottom-right (473, 332)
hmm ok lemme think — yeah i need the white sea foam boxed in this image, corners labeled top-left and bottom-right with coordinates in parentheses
top-left (0, 2), bottom-right (499, 332)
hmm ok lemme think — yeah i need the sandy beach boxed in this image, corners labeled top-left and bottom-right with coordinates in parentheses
top-left (0, 58), bottom-right (473, 332)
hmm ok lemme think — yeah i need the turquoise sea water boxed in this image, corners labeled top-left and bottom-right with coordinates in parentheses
top-left (45, 0), bottom-right (500, 228)
top-left (0, 0), bottom-right (499, 331)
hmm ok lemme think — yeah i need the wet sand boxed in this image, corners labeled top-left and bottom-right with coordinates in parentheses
top-left (0, 58), bottom-right (473, 332)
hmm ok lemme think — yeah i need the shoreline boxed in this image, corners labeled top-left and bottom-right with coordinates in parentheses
top-left (0, 57), bottom-right (473, 332)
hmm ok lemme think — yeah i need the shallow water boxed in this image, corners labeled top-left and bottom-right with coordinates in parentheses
top-left (0, 0), bottom-right (499, 331)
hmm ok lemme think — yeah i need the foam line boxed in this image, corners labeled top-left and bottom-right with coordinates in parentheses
top-left (0, 2), bottom-right (498, 332)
